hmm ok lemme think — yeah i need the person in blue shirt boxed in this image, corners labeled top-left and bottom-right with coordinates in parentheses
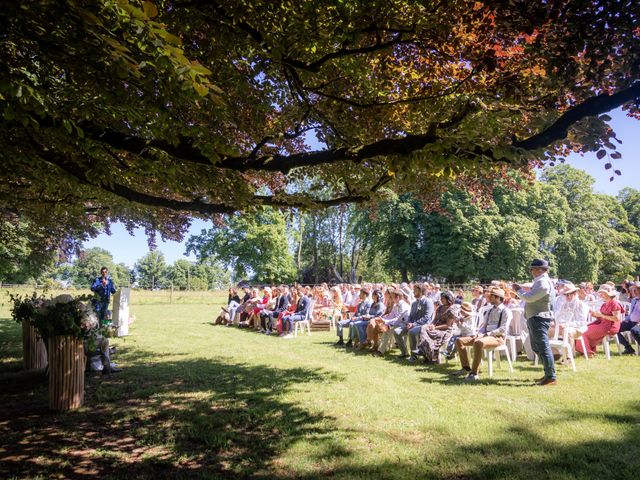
top-left (91, 267), bottom-right (117, 326)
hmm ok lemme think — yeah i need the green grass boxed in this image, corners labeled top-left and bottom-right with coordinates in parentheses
top-left (0, 291), bottom-right (639, 479)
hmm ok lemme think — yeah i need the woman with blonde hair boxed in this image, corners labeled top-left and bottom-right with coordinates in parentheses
top-left (319, 286), bottom-right (343, 324)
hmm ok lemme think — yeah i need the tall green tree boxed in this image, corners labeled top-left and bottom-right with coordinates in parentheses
top-left (0, 218), bottom-right (57, 283)
top-left (542, 165), bottom-right (637, 282)
top-left (187, 207), bottom-right (296, 284)
top-left (68, 247), bottom-right (114, 288)
top-left (134, 251), bottom-right (169, 289)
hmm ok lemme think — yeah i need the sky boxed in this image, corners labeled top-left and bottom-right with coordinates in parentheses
top-left (83, 108), bottom-right (639, 267)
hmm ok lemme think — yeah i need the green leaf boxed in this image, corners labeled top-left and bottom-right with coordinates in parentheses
top-left (142, 1), bottom-right (158, 19)
top-left (193, 82), bottom-right (208, 96)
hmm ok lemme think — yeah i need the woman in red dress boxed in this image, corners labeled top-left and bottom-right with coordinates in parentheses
top-left (575, 284), bottom-right (624, 357)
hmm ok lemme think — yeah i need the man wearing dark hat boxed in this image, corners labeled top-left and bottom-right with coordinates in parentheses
top-left (514, 259), bottom-right (557, 386)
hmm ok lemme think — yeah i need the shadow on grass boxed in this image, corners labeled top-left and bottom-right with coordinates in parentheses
top-left (0, 341), bottom-right (347, 479)
top-left (268, 402), bottom-right (640, 480)
top-left (2, 320), bottom-right (640, 479)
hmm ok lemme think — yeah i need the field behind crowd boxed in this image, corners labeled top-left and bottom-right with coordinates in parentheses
top-left (1, 289), bottom-right (639, 479)
top-left (0, 286), bottom-right (229, 306)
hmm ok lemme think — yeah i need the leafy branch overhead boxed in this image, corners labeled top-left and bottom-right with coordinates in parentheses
top-left (1, 0), bottom-right (639, 239)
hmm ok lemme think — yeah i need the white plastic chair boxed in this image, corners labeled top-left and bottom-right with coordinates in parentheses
top-left (601, 334), bottom-right (623, 359)
top-left (294, 299), bottom-right (314, 337)
top-left (483, 313), bottom-right (514, 378)
top-left (535, 311), bottom-right (576, 371)
top-left (506, 308), bottom-right (525, 362)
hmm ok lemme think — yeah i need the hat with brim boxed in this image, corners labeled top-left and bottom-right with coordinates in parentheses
top-left (460, 301), bottom-right (473, 317)
top-left (597, 285), bottom-right (617, 297)
top-left (529, 259), bottom-right (550, 270)
top-left (400, 286), bottom-right (412, 299)
top-left (563, 284), bottom-right (579, 294)
top-left (491, 288), bottom-right (506, 299)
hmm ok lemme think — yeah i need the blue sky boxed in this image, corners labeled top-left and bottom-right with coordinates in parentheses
top-left (84, 108), bottom-right (639, 267)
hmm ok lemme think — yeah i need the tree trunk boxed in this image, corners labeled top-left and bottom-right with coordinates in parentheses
top-left (350, 240), bottom-right (360, 283)
top-left (297, 212), bottom-right (304, 281)
top-left (338, 207), bottom-right (344, 279)
top-left (48, 335), bottom-right (84, 412)
top-left (401, 267), bottom-right (409, 283)
top-left (313, 214), bottom-right (319, 284)
top-left (22, 320), bottom-right (47, 371)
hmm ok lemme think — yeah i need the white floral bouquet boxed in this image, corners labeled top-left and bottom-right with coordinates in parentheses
top-left (12, 293), bottom-right (100, 339)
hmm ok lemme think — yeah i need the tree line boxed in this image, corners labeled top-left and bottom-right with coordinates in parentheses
top-left (186, 165), bottom-right (640, 285)
top-left (0, 246), bottom-right (230, 291)
top-left (1, 165), bottom-right (639, 288)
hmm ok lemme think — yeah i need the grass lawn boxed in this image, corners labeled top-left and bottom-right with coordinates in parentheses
top-left (1, 291), bottom-right (639, 479)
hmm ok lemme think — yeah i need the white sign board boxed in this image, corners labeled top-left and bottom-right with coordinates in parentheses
top-left (112, 288), bottom-right (131, 336)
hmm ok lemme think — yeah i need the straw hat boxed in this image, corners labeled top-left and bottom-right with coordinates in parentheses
top-left (562, 283), bottom-right (579, 295)
top-left (400, 286), bottom-right (413, 299)
top-left (460, 301), bottom-right (473, 317)
top-left (491, 288), bottom-right (506, 299)
top-left (597, 284), bottom-right (617, 297)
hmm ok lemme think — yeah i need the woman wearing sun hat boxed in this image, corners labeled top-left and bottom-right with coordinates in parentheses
top-left (575, 284), bottom-right (624, 358)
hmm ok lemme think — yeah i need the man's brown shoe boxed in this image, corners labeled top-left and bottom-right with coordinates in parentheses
top-left (537, 378), bottom-right (557, 386)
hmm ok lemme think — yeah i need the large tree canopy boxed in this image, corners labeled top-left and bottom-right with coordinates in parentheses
top-left (1, 0), bottom-right (639, 245)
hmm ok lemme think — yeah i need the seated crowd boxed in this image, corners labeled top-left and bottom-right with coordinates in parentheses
top-left (214, 275), bottom-right (640, 381)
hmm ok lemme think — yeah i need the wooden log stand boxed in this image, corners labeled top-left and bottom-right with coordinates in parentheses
top-left (22, 319), bottom-right (48, 371)
top-left (48, 335), bottom-right (85, 412)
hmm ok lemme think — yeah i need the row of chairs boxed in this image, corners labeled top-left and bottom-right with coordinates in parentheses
top-left (324, 302), bottom-right (638, 377)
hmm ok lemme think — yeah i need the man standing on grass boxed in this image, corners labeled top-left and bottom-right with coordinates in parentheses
top-left (91, 266), bottom-right (117, 327)
top-left (514, 259), bottom-right (557, 386)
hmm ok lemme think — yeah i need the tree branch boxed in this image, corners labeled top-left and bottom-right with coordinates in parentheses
top-left (34, 144), bottom-right (380, 213)
top-left (283, 34), bottom-right (414, 72)
top-left (26, 83), bottom-right (640, 177)
top-left (513, 82), bottom-right (640, 150)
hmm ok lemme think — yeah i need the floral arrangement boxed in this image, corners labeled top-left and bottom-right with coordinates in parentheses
top-left (11, 293), bottom-right (100, 339)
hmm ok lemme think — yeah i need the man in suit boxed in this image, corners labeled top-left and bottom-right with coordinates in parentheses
top-left (514, 259), bottom-right (557, 386)
top-left (394, 283), bottom-right (434, 359)
top-left (265, 286), bottom-right (291, 335)
top-left (91, 267), bottom-right (117, 326)
top-left (281, 286), bottom-right (311, 337)
top-left (336, 288), bottom-right (372, 346)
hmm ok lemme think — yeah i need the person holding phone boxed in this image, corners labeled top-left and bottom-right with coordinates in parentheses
top-left (91, 266), bottom-right (117, 326)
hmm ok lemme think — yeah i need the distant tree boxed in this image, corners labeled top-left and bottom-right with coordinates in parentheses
top-left (197, 258), bottom-right (232, 290)
top-left (543, 165), bottom-right (637, 282)
top-left (618, 188), bottom-right (640, 234)
top-left (113, 262), bottom-right (133, 288)
top-left (187, 207), bottom-right (296, 284)
top-left (69, 247), bottom-right (116, 288)
top-left (134, 251), bottom-right (169, 289)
